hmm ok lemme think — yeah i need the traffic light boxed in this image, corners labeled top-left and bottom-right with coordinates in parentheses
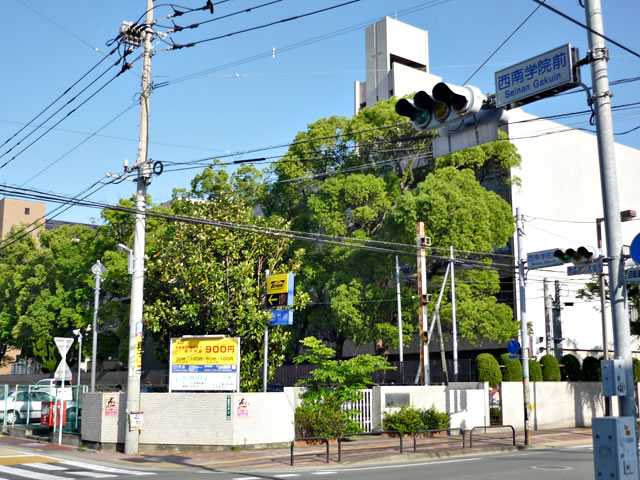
top-left (395, 82), bottom-right (487, 131)
top-left (553, 247), bottom-right (594, 264)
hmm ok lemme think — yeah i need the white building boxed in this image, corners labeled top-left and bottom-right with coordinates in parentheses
top-left (355, 17), bottom-right (640, 359)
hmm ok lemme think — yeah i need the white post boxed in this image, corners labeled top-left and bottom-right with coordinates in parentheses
top-left (263, 269), bottom-right (270, 392)
top-left (450, 246), bottom-right (458, 382)
top-left (395, 256), bottom-right (404, 380)
top-left (90, 260), bottom-right (105, 393)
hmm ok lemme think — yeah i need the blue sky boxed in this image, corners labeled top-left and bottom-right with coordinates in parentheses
top-left (2, 0), bottom-right (639, 225)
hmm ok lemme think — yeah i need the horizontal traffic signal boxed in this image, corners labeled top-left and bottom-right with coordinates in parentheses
top-left (395, 82), bottom-right (487, 131)
top-left (553, 247), bottom-right (594, 264)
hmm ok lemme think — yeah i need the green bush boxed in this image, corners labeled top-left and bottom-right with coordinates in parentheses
top-left (582, 356), bottom-right (601, 381)
top-left (529, 360), bottom-right (543, 381)
top-left (499, 353), bottom-right (522, 381)
top-left (540, 354), bottom-right (561, 381)
top-left (420, 406), bottom-right (450, 430)
top-left (382, 404), bottom-right (450, 434)
top-left (633, 358), bottom-right (640, 383)
top-left (383, 405), bottom-right (422, 434)
top-left (476, 353), bottom-right (502, 387)
top-left (561, 354), bottom-right (583, 381)
top-left (295, 404), bottom-right (361, 439)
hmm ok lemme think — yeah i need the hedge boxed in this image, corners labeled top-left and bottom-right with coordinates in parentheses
top-left (476, 353), bottom-right (502, 388)
top-left (499, 353), bottom-right (522, 381)
top-left (540, 354), bottom-right (561, 381)
top-left (561, 354), bottom-right (583, 381)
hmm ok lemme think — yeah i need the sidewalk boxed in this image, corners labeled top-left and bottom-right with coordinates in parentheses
top-left (13, 426), bottom-right (593, 473)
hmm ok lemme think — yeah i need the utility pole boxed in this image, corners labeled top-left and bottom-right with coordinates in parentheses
top-left (395, 256), bottom-right (404, 383)
top-left (515, 208), bottom-right (531, 446)
top-left (125, 0), bottom-right (154, 455)
top-left (450, 246), bottom-right (458, 382)
top-left (417, 222), bottom-right (429, 385)
top-left (263, 269), bottom-right (269, 393)
top-left (543, 278), bottom-right (553, 354)
top-left (552, 281), bottom-right (564, 360)
top-left (90, 260), bottom-right (105, 393)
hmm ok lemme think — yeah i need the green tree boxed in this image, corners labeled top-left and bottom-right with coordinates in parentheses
top-left (144, 165), bottom-right (307, 391)
top-left (499, 353), bottom-right (522, 381)
top-left (561, 354), bottom-right (583, 381)
top-left (529, 360), bottom-right (543, 382)
top-left (582, 356), bottom-right (601, 381)
top-left (294, 336), bottom-right (394, 437)
top-left (540, 354), bottom-right (561, 381)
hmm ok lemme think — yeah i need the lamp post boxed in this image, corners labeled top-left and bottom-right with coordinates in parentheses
top-left (90, 260), bottom-right (106, 393)
top-left (117, 244), bottom-right (134, 274)
top-left (72, 329), bottom-right (83, 387)
top-left (596, 208), bottom-right (636, 416)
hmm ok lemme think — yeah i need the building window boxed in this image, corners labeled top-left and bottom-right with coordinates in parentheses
top-left (24, 208), bottom-right (30, 215)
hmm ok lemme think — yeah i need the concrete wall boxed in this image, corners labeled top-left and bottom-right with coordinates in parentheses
top-left (500, 381), bottom-right (617, 429)
top-left (81, 391), bottom-right (296, 449)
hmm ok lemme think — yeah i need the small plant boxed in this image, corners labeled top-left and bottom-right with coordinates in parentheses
top-left (529, 360), bottom-right (543, 381)
top-left (383, 404), bottom-right (422, 434)
top-left (419, 405), bottom-right (450, 430)
top-left (561, 354), bottom-right (583, 381)
top-left (476, 353), bottom-right (502, 387)
top-left (540, 354), bottom-right (561, 381)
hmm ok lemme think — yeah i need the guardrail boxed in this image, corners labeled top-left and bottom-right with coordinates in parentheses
top-left (290, 437), bottom-right (329, 465)
top-left (413, 428), bottom-right (465, 452)
top-left (338, 430), bottom-right (403, 462)
top-left (469, 425), bottom-right (516, 448)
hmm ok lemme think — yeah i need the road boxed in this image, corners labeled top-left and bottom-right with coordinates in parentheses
top-left (0, 437), bottom-right (595, 479)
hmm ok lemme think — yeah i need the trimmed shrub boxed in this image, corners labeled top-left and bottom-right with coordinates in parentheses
top-left (383, 405), bottom-right (422, 434)
top-left (476, 353), bottom-right (502, 388)
top-left (499, 353), bottom-right (523, 381)
top-left (582, 356), bottom-right (601, 381)
top-left (561, 354), bottom-right (583, 381)
top-left (634, 358), bottom-right (640, 383)
top-left (540, 354), bottom-right (561, 381)
top-left (419, 406), bottom-right (451, 430)
top-left (295, 403), bottom-right (360, 439)
top-left (529, 360), bottom-right (543, 381)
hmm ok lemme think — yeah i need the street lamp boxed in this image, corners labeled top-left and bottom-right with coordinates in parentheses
top-left (72, 329), bottom-right (83, 387)
top-left (596, 209), bottom-right (636, 416)
top-left (117, 244), bottom-right (134, 274)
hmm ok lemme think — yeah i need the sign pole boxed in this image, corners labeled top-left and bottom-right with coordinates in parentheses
top-left (516, 209), bottom-right (531, 445)
top-left (263, 270), bottom-right (269, 393)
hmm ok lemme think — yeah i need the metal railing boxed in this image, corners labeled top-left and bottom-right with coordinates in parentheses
top-left (337, 430), bottom-right (403, 462)
top-left (469, 425), bottom-right (516, 448)
top-left (290, 437), bottom-right (329, 465)
top-left (413, 428), bottom-right (465, 452)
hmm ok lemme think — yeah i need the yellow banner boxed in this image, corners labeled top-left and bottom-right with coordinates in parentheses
top-left (267, 273), bottom-right (290, 294)
top-left (171, 337), bottom-right (238, 365)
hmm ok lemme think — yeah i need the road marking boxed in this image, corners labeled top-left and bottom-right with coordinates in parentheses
top-left (0, 455), bottom-right (57, 465)
top-left (64, 472), bottom-right (117, 478)
top-left (0, 464), bottom-right (69, 479)
top-left (60, 460), bottom-right (154, 475)
top-left (232, 477), bottom-right (261, 480)
top-left (274, 475), bottom-right (299, 478)
top-left (335, 457), bottom-right (482, 472)
top-left (311, 472), bottom-right (337, 475)
top-left (24, 463), bottom-right (67, 471)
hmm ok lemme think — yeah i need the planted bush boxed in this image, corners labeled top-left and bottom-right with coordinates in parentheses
top-left (476, 353), bottom-right (502, 387)
top-left (529, 360), bottom-right (543, 381)
top-left (419, 406), bottom-right (451, 430)
top-left (561, 354), bottom-right (583, 381)
top-left (540, 354), bottom-right (561, 381)
top-left (499, 353), bottom-right (522, 381)
top-left (383, 404), bottom-right (450, 435)
top-left (582, 356), bottom-right (601, 381)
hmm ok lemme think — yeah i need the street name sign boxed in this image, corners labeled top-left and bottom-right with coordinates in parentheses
top-left (626, 267), bottom-right (640, 283)
top-left (495, 44), bottom-right (580, 109)
top-left (568, 261), bottom-right (604, 276)
top-left (527, 249), bottom-right (563, 269)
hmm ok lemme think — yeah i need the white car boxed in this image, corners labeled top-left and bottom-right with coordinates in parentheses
top-left (0, 391), bottom-right (79, 425)
top-left (33, 379), bottom-right (74, 401)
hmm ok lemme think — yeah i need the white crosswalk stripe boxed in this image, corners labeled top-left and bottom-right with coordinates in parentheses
top-left (0, 464), bottom-right (69, 479)
top-left (21, 463), bottom-right (67, 471)
top-left (59, 460), bottom-right (154, 476)
top-left (62, 472), bottom-right (116, 478)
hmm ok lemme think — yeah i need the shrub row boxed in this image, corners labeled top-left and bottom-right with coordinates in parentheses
top-left (382, 404), bottom-right (451, 435)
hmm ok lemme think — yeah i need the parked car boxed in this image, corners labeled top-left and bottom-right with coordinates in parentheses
top-left (33, 379), bottom-right (73, 401)
top-left (0, 390), bottom-right (80, 425)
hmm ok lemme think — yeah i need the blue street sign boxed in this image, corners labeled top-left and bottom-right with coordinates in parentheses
top-left (630, 233), bottom-right (640, 264)
top-left (270, 309), bottom-right (293, 326)
top-left (507, 340), bottom-right (520, 354)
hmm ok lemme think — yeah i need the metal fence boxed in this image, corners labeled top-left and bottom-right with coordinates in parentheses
top-left (342, 389), bottom-right (373, 432)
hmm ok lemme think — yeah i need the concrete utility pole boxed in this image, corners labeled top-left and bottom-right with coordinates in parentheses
top-left (416, 222), bottom-right (429, 385)
top-left (553, 280), bottom-right (563, 360)
top-left (450, 246), bottom-right (458, 382)
top-left (543, 279), bottom-right (553, 354)
top-left (395, 256), bottom-right (404, 382)
top-left (125, 0), bottom-right (154, 455)
top-left (263, 270), bottom-right (269, 393)
top-left (90, 260), bottom-right (106, 393)
top-left (515, 208), bottom-right (531, 446)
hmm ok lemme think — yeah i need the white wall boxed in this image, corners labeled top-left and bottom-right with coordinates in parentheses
top-left (508, 109), bottom-right (640, 356)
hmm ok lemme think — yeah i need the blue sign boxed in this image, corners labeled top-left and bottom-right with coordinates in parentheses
top-left (270, 309), bottom-right (293, 326)
top-left (630, 233), bottom-right (640, 264)
top-left (527, 249), bottom-right (563, 270)
top-left (567, 261), bottom-right (604, 276)
top-left (495, 44), bottom-right (577, 108)
top-left (507, 340), bottom-right (520, 354)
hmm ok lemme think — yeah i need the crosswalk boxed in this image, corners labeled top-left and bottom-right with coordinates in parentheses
top-left (0, 449), bottom-right (154, 479)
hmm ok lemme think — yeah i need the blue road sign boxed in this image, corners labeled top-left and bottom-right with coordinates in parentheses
top-left (507, 340), bottom-right (520, 354)
top-left (270, 309), bottom-right (293, 326)
top-left (631, 233), bottom-right (640, 264)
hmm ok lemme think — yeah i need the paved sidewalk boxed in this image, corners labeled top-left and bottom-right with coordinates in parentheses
top-left (14, 426), bottom-right (591, 473)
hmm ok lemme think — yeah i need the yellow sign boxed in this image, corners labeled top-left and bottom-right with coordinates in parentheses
top-left (171, 337), bottom-right (239, 366)
top-left (134, 336), bottom-right (143, 373)
top-left (267, 273), bottom-right (290, 294)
